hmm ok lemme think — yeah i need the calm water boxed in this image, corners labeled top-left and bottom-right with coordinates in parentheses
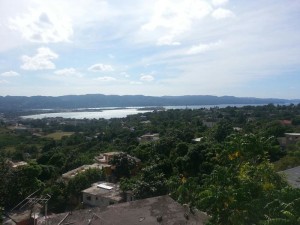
top-left (21, 108), bottom-right (153, 120)
top-left (21, 104), bottom-right (268, 120)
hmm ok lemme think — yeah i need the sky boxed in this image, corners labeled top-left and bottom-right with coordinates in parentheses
top-left (0, 0), bottom-right (300, 99)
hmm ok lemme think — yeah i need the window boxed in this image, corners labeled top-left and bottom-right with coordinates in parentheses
top-left (86, 196), bottom-right (91, 201)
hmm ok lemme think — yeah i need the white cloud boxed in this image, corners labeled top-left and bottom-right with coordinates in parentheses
top-left (54, 68), bottom-right (82, 77)
top-left (142, 0), bottom-right (212, 31)
top-left (21, 47), bottom-right (58, 70)
top-left (88, 64), bottom-right (114, 72)
top-left (120, 72), bottom-right (130, 78)
top-left (9, 8), bottom-right (73, 43)
top-left (157, 36), bottom-right (181, 46)
top-left (212, 8), bottom-right (235, 19)
top-left (95, 76), bottom-right (116, 81)
top-left (140, 74), bottom-right (154, 82)
top-left (187, 40), bottom-right (222, 54)
top-left (212, 0), bottom-right (228, 7)
top-left (130, 81), bottom-right (142, 85)
top-left (142, 0), bottom-right (213, 45)
top-left (0, 79), bottom-right (9, 84)
top-left (0, 0), bottom-right (116, 51)
top-left (1, 71), bottom-right (20, 77)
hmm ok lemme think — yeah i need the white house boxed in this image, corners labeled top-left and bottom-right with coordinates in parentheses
top-left (82, 182), bottom-right (123, 207)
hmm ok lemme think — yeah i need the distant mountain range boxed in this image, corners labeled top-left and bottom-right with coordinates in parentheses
top-left (0, 94), bottom-right (298, 111)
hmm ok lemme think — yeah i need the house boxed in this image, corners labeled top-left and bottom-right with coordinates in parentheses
top-left (202, 121), bottom-right (217, 128)
top-left (233, 127), bottom-right (242, 132)
top-left (279, 166), bottom-right (300, 189)
top-left (3, 198), bottom-right (45, 225)
top-left (8, 160), bottom-right (28, 169)
top-left (94, 152), bottom-right (141, 178)
top-left (279, 120), bottom-right (292, 126)
top-left (81, 182), bottom-right (123, 207)
top-left (138, 133), bottom-right (159, 143)
top-left (61, 152), bottom-right (141, 183)
top-left (277, 133), bottom-right (300, 148)
top-left (13, 124), bottom-right (29, 134)
top-left (285, 133), bottom-right (300, 146)
top-left (192, 137), bottom-right (203, 142)
top-left (94, 152), bottom-right (141, 166)
top-left (94, 152), bottom-right (121, 164)
top-left (140, 120), bottom-right (151, 124)
top-left (61, 163), bottom-right (104, 182)
top-left (3, 210), bottom-right (33, 225)
top-left (37, 195), bottom-right (209, 225)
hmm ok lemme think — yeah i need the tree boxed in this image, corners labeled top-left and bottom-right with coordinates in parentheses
top-left (66, 168), bottom-right (104, 198)
top-left (292, 116), bottom-right (300, 125)
top-left (0, 157), bottom-right (11, 209)
top-left (1, 162), bottom-right (44, 209)
top-left (109, 153), bottom-right (137, 179)
top-left (210, 121), bottom-right (234, 143)
top-left (170, 142), bottom-right (189, 161)
top-left (132, 172), bottom-right (168, 199)
top-left (43, 181), bottom-right (66, 213)
top-left (196, 134), bottom-right (287, 225)
top-left (120, 163), bottom-right (169, 199)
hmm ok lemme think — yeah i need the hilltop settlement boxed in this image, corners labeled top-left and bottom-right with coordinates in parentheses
top-left (1, 104), bottom-right (300, 225)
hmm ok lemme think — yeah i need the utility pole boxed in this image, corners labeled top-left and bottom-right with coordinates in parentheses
top-left (8, 191), bottom-right (51, 225)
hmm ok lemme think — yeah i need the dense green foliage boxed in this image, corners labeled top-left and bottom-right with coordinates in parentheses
top-left (1, 104), bottom-right (300, 224)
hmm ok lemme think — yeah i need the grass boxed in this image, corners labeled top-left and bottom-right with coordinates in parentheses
top-left (45, 131), bottom-right (74, 140)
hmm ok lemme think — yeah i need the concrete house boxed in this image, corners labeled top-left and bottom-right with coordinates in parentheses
top-left (285, 133), bottom-right (300, 146)
top-left (277, 133), bottom-right (300, 148)
top-left (138, 133), bottom-right (160, 143)
top-left (94, 151), bottom-right (141, 173)
top-left (94, 152), bottom-right (121, 164)
top-left (61, 163), bottom-right (104, 182)
top-left (81, 182), bottom-right (123, 207)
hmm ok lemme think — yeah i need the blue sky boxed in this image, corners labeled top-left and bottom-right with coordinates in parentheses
top-left (0, 0), bottom-right (299, 98)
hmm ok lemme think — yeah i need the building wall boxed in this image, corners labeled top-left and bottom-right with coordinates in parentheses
top-left (285, 134), bottom-right (300, 146)
top-left (82, 193), bottom-right (117, 207)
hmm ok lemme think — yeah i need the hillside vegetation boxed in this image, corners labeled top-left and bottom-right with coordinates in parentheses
top-left (1, 104), bottom-right (300, 224)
